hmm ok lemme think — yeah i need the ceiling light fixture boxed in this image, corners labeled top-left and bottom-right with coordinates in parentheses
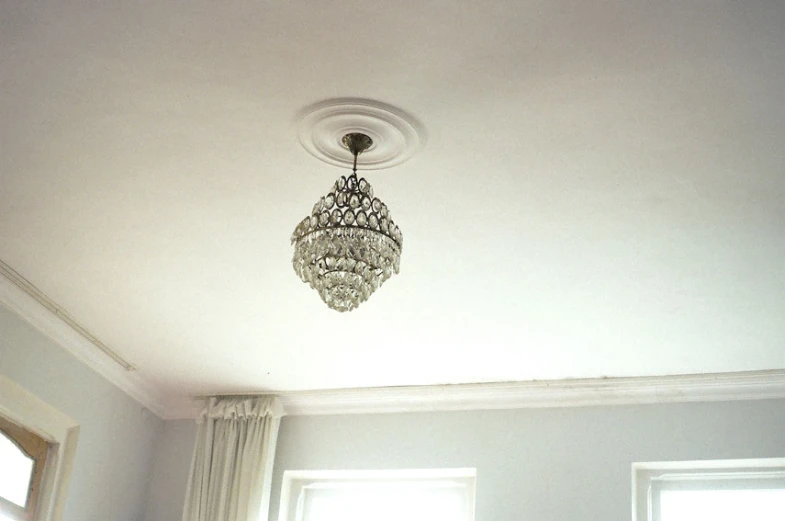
top-left (291, 132), bottom-right (403, 312)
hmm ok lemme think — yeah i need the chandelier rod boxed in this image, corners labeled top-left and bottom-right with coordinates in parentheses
top-left (342, 133), bottom-right (373, 175)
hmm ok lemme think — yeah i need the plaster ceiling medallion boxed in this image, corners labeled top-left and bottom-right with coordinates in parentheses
top-left (290, 99), bottom-right (424, 312)
top-left (296, 98), bottom-right (426, 170)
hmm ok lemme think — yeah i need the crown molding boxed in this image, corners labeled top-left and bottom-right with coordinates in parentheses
top-left (4, 262), bottom-right (785, 421)
top-left (0, 270), bottom-right (169, 419)
top-left (165, 369), bottom-right (785, 419)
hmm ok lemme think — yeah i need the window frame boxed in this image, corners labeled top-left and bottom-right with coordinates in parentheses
top-left (633, 458), bottom-right (785, 521)
top-left (0, 377), bottom-right (79, 521)
top-left (0, 416), bottom-right (50, 521)
top-left (278, 468), bottom-right (477, 521)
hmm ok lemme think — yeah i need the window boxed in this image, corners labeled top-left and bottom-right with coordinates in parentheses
top-left (0, 416), bottom-right (49, 521)
top-left (278, 469), bottom-right (476, 521)
top-left (633, 459), bottom-right (785, 521)
top-left (0, 376), bottom-right (80, 521)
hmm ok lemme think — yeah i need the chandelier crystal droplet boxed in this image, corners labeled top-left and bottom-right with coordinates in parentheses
top-left (291, 133), bottom-right (402, 312)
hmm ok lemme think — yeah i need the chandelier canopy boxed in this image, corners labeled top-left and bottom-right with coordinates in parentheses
top-left (291, 133), bottom-right (402, 312)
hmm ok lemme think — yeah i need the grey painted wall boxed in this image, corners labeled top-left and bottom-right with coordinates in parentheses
top-left (269, 400), bottom-right (785, 521)
top-left (0, 304), bottom-right (163, 521)
top-left (144, 396), bottom-right (785, 521)
top-left (145, 420), bottom-right (196, 521)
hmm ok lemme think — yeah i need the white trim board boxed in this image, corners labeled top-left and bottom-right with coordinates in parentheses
top-left (3, 265), bottom-right (785, 420)
top-left (169, 369), bottom-right (785, 419)
top-left (0, 270), bottom-right (169, 419)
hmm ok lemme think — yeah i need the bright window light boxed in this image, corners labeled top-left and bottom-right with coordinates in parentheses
top-left (661, 489), bottom-right (785, 521)
top-left (0, 431), bottom-right (34, 507)
top-left (303, 481), bottom-right (468, 521)
top-left (279, 469), bottom-right (475, 521)
top-left (634, 459), bottom-right (785, 521)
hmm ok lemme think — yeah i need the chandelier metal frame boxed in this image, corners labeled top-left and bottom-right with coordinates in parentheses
top-left (291, 132), bottom-right (403, 312)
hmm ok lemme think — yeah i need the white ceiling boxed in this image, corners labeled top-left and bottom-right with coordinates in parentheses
top-left (2, 1), bottom-right (784, 407)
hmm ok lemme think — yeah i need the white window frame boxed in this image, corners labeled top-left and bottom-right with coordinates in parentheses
top-left (0, 376), bottom-right (80, 521)
top-left (633, 458), bottom-right (785, 521)
top-left (278, 468), bottom-right (476, 521)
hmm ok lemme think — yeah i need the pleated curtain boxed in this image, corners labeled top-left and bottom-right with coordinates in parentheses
top-left (182, 396), bottom-right (283, 521)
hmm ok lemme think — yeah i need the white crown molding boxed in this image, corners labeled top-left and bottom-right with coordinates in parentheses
top-left (0, 272), bottom-right (169, 419)
top-left (4, 261), bottom-right (785, 421)
top-left (165, 369), bottom-right (785, 419)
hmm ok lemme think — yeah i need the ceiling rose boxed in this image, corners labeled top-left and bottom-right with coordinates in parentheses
top-left (296, 98), bottom-right (426, 170)
top-left (291, 125), bottom-right (410, 312)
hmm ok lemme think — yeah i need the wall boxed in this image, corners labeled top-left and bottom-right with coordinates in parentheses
top-left (144, 420), bottom-right (196, 521)
top-left (0, 304), bottom-right (163, 521)
top-left (269, 399), bottom-right (785, 521)
top-left (144, 397), bottom-right (785, 521)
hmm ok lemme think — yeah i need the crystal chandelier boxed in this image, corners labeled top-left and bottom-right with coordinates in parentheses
top-left (291, 133), bottom-right (402, 312)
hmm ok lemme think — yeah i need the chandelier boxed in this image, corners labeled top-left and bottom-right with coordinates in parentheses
top-left (291, 132), bottom-right (402, 312)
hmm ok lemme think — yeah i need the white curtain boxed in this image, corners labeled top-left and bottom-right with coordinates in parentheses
top-left (182, 396), bottom-right (283, 521)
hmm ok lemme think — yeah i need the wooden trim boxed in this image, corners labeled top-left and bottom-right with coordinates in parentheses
top-left (0, 377), bottom-right (80, 521)
top-left (0, 416), bottom-right (49, 521)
